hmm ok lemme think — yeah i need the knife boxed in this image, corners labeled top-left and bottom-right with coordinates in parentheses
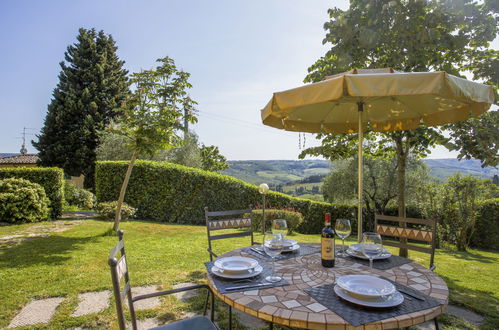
top-left (250, 247), bottom-right (266, 256)
top-left (380, 276), bottom-right (426, 301)
top-left (398, 289), bottom-right (425, 301)
top-left (225, 282), bottom-right (270, 291)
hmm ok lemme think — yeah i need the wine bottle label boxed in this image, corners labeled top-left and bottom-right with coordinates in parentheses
top-left (321, 237), bottom-right (335, 260)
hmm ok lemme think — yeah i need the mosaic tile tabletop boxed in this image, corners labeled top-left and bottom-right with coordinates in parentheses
top-left (206, 244), bottom-right (448, 329)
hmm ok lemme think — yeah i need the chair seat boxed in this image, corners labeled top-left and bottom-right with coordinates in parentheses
top-left (151, 316), bottom-right (217, 330)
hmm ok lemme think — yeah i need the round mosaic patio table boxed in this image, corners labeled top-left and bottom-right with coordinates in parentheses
top-left (206, 244), bottom-right (448, 330)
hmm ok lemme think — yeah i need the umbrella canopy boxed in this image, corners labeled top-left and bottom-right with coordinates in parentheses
top-left (261, 68), bottom-right (495, 239)
top-left (262, 68), bottom-right (494, 133)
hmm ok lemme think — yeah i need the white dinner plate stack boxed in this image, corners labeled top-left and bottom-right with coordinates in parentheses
top-left (211, 256), bottom-right (263, 279)
top-left (264, 238), bottom-right (300, 252)
top-left (334, 275), bottom-right (404, 308)
top-left (346, 243), bottom-right (392, 260)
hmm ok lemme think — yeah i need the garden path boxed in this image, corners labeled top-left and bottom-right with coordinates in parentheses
top-left (0, 221), bottom-right (82, 249)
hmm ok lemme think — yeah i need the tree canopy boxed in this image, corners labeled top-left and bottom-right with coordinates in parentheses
top-left (305, 0), bottom-right (497, 81)
top-left (96, 127), bottom-right (229, 172)
top-left (34, 28), bottom-right (129, 187)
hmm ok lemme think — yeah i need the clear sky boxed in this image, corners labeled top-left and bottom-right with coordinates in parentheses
top-left (0, 1), bottom-right (494, 160)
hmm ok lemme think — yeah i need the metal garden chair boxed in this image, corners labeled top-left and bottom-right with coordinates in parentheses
top-left (204, 206), bottom-right (255, 261)
top-left (108, 230), bottom-right (217, 330)
top-left (374, 214), bottom-right (438, 271)
top-left (204, 206), bottom-right (256, 330)
top-left (375, 215), bottom-right (439, 328)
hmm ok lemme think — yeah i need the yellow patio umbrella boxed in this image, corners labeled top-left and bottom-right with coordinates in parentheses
top-left (261, 68), bottom-right (495, 240)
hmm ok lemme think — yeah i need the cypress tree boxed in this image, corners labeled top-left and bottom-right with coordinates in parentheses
top-left (34, 28), bottom-right (129, 187)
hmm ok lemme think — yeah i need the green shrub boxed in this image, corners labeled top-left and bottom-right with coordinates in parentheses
top-left (64, 181), bottom-right (95, 209)
top-left (96, 201), bottom-right (136, 221)
top-left (95, 160), bottom-right (356, 234)
top-left (248, 209), bottom-right (304, 234)
top-left (470, 198), bottom-right (499, 250)
top-left (0, 178), bottom-right (50, 223)
top-left (0, 167), bottom-right (64, 218)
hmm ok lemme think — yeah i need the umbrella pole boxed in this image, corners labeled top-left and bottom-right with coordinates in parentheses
top-left (357, 102), bottom-right (364, 242)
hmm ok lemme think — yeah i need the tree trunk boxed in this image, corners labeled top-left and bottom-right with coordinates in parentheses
top-left (395, 136), bottom-right (408, 258)
top-left (457, 227), bottom-right (468, 251)
top-left (113, 150), bottom-right (139, 232)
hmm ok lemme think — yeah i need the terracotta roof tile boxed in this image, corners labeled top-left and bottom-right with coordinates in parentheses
top-left (0, 154), bottom-right (40, 164)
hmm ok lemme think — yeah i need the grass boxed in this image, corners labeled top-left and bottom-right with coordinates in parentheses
top-left (0, 219), bottom-right (498, 329)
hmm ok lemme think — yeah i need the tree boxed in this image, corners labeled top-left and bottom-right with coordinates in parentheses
top-left (96, 122), bottom-right (135, 161)
top-left (322, 157), bottom-right (430, 229)
top-left (301, 0), bottom-right (497, 255)
top-left (200, 145), bottom-right (229, 172)
top-left (439, 175), bottom-right (497, 251)
top-left (112, 56), bottom-right (197, 231)
top-left (444, 110), bottom-right (499, 168)
top-left (34, 28), bottom-right (129, 187)
top-left (96, 127), bottom-right (229, 172)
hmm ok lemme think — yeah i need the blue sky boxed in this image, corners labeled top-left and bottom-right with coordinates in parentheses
top-left (0, 1), bottom-right (494, 160)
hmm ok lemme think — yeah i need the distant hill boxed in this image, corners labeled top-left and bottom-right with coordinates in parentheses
top-left (423, 158), bottom-right (498, 180)
top-left (223, 159), bottom-right (498, 187)
top-left (222, 160), bottom-right (331, 185)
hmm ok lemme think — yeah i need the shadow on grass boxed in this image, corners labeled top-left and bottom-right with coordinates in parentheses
top-left (439, 274), bottom-right (499, 329)
top-left (0, 234), bottom-right (103, 269)
top-left (440, 249), bottom-right (497, 264)
top-left (188, 270), bottom-right (207, 281)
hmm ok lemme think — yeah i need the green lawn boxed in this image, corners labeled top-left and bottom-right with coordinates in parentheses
top-left (0, 219), bottom-right (497, 329)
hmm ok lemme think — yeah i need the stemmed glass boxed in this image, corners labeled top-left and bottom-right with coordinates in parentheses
top-left (272, 219), bottom-right (288, 240)
top-left (263, 231), bottom-right (283, 283)
top-left (360, 232), bottom-right (383, 269)
top-left (335, 219), bottom-right (351, 257)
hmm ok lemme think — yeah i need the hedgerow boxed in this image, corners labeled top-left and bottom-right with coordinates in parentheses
top-left (470, 198), bottom-right (499, 250)
top-left (95, 161), bottom-right (356, 234)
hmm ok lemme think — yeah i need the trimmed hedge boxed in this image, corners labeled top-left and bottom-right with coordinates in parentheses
top-left (0, 167), bottom-right (64, 218)
top-left (95, 161), bottom-right (356, 234)
top-left (470, 198), bottom-right (499, 251)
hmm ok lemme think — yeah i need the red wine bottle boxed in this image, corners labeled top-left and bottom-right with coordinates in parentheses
top-left (321, 213), bottom-right (335, 267)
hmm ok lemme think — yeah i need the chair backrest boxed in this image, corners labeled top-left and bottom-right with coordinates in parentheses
top-left (374, 215), bottom-right (437, 270)
top-left (205, 207), bottom-right (253, 261)
top-left (108, 231), bottom-right (138, 330)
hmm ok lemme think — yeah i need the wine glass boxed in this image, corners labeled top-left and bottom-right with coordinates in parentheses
top-left (272, 219), bottom-right (288, 240)
top-left (335, 219), bottom-right (351, 257)
top-left (263, 231), bottom-right (283, 283)
top-left (360, 232), bottom-right (383, 268)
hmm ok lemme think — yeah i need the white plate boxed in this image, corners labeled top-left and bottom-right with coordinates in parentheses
top-left (214, 257), bottom-right (259, 274)
top-left (336, 275), bottom-right (396, 298)
top-left (265, 238), bottom-right (298, 248)
top-left (349, 243), bottom-right (388, 254)
top-left (334, 285), bottom-right (404, 308)
top-left (211, 265), bottom-right (263, 279)
top-left (346, 248), bottom-right (391, 260)
top-left (265, 238), bottom-right (297, 249)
